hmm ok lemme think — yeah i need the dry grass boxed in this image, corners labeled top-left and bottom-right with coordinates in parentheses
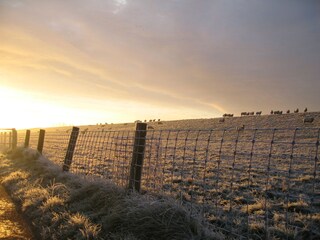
top-left (0, 148), bottom-right (221, 240)
top-left (7, 112), bottom-right (320, 239)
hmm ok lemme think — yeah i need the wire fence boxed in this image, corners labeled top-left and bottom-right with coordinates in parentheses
top-left (72, 130), bottom-right (136, 188)
top-left (141, 128), bottom-right (320, 238)
top-left (0, 128), bottom-right (17, 150)
top-left (29, 130), bottom-right (41, 149)
top-left (0, 129), bottom-right (12, 149)
top-left (42, 130), bottom-right (71, 166)
top-left (14, 126), bottom-right (320, 239)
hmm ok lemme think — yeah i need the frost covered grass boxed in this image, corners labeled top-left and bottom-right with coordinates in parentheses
top-left (0, 148), bottom-right (222, 240)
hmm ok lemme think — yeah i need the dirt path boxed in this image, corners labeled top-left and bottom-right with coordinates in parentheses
top-left (0, 185), bottom-right (34, 240)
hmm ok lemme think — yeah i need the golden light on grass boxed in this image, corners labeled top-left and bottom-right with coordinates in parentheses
top-left (0, 185), bottom-right (33, 239)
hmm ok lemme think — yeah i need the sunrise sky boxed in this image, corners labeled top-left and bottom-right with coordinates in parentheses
top-left (1, 0), bottom-right (319, 129)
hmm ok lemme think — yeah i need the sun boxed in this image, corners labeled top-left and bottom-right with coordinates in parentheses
top-left (0, 86), bottom-right (37, 129)
top-left (0, 86), bottom-right (73, 129)
top-left (0, 86), bottom-right (122, 130)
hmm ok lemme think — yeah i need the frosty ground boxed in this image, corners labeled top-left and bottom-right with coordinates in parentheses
top-left (3, 112), bottom-right (320, 239)
top-left (0, 148), bottom-right (220, 240)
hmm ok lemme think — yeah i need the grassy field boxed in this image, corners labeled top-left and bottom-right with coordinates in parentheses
top-left (0, 148), bottom-right (219, 240)
top-left (10, 112), bottom-right (320, 239)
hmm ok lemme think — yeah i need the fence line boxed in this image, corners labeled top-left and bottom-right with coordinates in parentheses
top-left (4, 125), bottom-right (320, 239)
top-left (0, 128), bottom-right (17, 149)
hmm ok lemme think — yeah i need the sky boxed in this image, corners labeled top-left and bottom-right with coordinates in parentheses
top-left (0, 0), bottom-right (319, 129)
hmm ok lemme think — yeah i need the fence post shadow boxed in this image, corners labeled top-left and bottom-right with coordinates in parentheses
top-left (128, 122), bottom-right (147, 192)
top-left (63, 127), bottom-right (80, 172)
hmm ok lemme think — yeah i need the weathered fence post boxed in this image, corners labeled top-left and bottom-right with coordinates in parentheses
top-left (12, 128), bottom-right (17, 149)
top-left (37, 129), bottom-right (45, 154)
top-left (63, 127), bottom-right (80, 172)
top-left (9, 132), bottom-right (12, 148)
top-left (24, 130), bottom-right (31, 148)
top-left (4, 132), bottom-right (7, 147)
top-left (128, 122), bottom-right (147, 192)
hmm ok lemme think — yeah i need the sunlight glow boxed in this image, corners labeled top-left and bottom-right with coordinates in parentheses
top-left (0, 85), bottom-right (219, 130)
top-left (0, 86), bottom-right (117, 129)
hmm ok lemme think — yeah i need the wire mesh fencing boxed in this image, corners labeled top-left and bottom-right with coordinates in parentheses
top-left (17, 129), bottom-right (41, 150)
top-left (29, 130), bottom-right (41, 149)
top-left (42, 130), bottom-right (72, 166)
top-left (141, 127), bottom-right (320, 238)
top-left (17, 130), bottom-right (26, 146)
top-left (71, 129), bottom-right (136, 188)
top-left (13, 126), bottom-right (320, 239)
top-left (0, 128), bottom-right (16, 149)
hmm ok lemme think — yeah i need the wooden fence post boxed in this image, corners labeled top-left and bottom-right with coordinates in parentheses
top-left (4, 133), bottom-right (7, 148)
top-left (24, 130), bottom-right (31, 148)
top-left (9, 132), bottom-right (12, 148)
top-left (128, 122), bottom-right (147, 192)
top-left (63, 127), bottom-right (80, 172)
top-left (12, 128), bottom-right (17, 149)
top-left (37, 129), bottom-right (45, 154)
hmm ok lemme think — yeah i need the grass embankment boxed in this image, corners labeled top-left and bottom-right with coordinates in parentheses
top-left (0, 148), bottom-right (220, 240)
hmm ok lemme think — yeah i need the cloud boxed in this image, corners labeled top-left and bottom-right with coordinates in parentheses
top-left (0, 0), bottom-right (319, 121)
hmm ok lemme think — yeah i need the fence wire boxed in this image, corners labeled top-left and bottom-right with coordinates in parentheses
top-left (42, 130), bottom-right (72, 165)
top-left (141, 128), bottom-right (320, 238)
top-left (0, 129), bottom-right (13, 149)
top-left (14, 126), bottom-right (320, 239)
top-left (30, 130), bottom-right (40, 149)
top-left (17, 130), bottom-right (26, 146)
top-left (70, 129), bottom-right (136, 188)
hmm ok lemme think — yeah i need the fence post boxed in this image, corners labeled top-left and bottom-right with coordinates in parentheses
top-left (9, 132), bottom-right (12, 148)
top-left (63, 127), bottom-right (80, 172)
top-left (37, 129), bottom-right (45, 154)
top-left (128, 122), bottom-right (147, 192)
top-left (24, 130), bottom-right (31, 148)
top-left (4, 133), bottom-right (7, 148)
top-left (12, 128), bottom-right (17, 149)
